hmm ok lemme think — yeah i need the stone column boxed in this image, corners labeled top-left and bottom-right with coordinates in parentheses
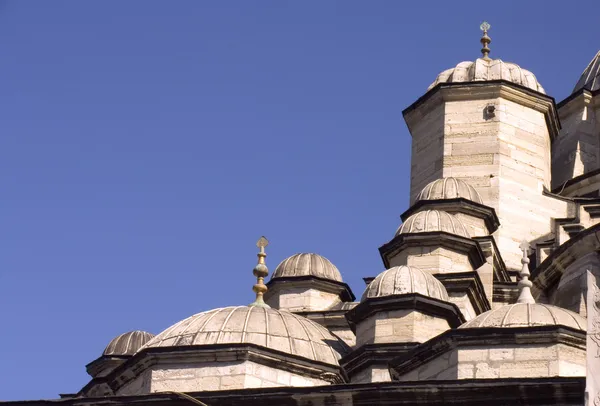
top-left (586, 270), bottom-right (600, 405)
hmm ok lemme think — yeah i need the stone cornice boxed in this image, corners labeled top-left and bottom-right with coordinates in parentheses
top-left (379, 231), bottom-right (486, 271)
top-left (265, 275), bottom-right (356, 302)
top-left (80, 343), bottom-right (347, 397)
top-left (530, 222), bottom-right (600, 295)
top-left (340, 343), bottom-right (418, 377)
top-left (557, 86), bottom-right (600, 111)
top-left (493, 282), bottom-right (518, 305)
top-left (389, 325), bottom-right (586, 380)
top-left (403, 80), bottom-right (561, 142)
top-left (434, 271), bottom-right (491, 314)
top-left (401, 198), bottom-right (500, 233)
top-left (345, 293), bottom-right (465, 332)
top-left (12, 378), bottom-right (586, 405)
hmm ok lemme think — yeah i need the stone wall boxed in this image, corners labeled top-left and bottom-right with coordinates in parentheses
top-left (395, 343), bottom-right (585, 381)
top-left (116, 360), bottom-right (330, 394)
top-left (350, 365), bottom-right (391, 383)
top-left (355, 309), bottom-right (450, 347)
top-left (388, 246), bottom-right (473, 274)
top-left (266, 286), bottom-right (342, 312)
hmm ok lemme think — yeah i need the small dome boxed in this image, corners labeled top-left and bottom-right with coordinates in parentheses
top-left (362, 265), bottom-right (448, 302)
top-left (428, 58), bottom-right (545, 94)
top-left (141, 306), bottom-right (348, 366)
top-left (396, 210), bottom-right (470, 238)
top-left (103, 331), bottom-right (155, 356)
top-left (417, 178), bottom-right (482, 204)
top-left (459, 303), bottom-right (586, 330)
top-left (572, 50), bottom-right (600, 94)
top-left (272, 253), bottom-right (343, 282)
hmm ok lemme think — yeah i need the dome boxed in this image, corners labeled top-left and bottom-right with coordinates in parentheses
top-left (103, 331), bottom-right (155, 356)
top-left (459, 303), bottom-right (586, 330)
top-left (141, 306), bottom-right (348, 366)
top-left (572, 50), bottom-right (600, 94)
top-left (362, 265), bottom-right (448, 302)
top-left (396, 209), bottom-right (470, 238)
top-left (272, 253), bottom-right (343, 282)
top-left (417, 177), bottom-right (482, 204)
top-left (428, 58), bottom-right (545, 94)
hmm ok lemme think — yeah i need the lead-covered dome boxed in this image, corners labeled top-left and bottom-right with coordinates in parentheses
top-left (272, 253), bottom-right (343, 282)
top-left (396, 209), bottom-right (470, 238)
top-left (103, 331), bottom-right (155, 356)
top-left (417, 177), bottom-right (482, 204)
top-left (428, 58), bottom-right (545, 94)
top-left (141, 306), bottom-right (348, 366)
top-left (459, 303), bottom-right (586, 330)
top-left (362, 265), bottom-right (448, 302)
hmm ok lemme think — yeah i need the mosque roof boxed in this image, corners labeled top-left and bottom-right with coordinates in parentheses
top-left (139, 305), bottom-right (349, 366)
top-left (572, 50), bottom-right (600, 94)
top-left (103, 331), bottom-right (155, 357)
top-left (361, 265), bottom-right (449, 302)
top-left (416, 178), bottom-right (483, 204)
top-left (272, 253), bottom-right (343, 282)
top-left (396, 209), bottom-right (470, 238)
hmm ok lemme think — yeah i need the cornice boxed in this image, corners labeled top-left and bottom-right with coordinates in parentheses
top-left (434, 271), bottom-right (491, 314)
top-left (379, 231), bottom-right (486, 271)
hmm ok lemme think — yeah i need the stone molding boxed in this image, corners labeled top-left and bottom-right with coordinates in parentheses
top-left (403, 80), bottom-right (561, 142)
top-left (379, 231), bottom-right (486, 271)
top-left (389, 325), bottom-right (586, 380)
top-left (85, 355), bottom-right (129, 378)
top-left (401, 198), bottom-right (500, 234)
top-left (80, 343), bottom-right (348, 397)
top-left (434, 271), bottom-right (491, 314)
top-left (345, 293), bottom-right (465, 332)
top-left (265, 275), bottom-right (355, 303)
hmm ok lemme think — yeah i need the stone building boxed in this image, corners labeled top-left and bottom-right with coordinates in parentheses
top-left (6, 24), bottom-right (600, 406)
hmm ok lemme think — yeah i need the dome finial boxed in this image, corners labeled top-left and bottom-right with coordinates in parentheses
top-left (250, 236), bottom-right (271, 308)
top-left (480, 21), bottom-right (491, 60)
top-left (516, 239), bottom-right (535, 304)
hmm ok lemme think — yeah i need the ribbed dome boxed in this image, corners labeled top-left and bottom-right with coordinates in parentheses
top-left (459, 303), bottom-right (586, 330)
top-left (428, 58), bottom-right (545, 94)
top-left (362, 265), bottom-right (448, 302)
top-left (396, 210), bottom-right (470, 238)
top-left (103, 331), bottom-right (155, 356)
top-left (141, 306), bottom-right (348, 366)
top-left (573, 50), bottom-right (600, 94)
top-left (272, 253), bottom-right (343, 282)
top-left (417, 178), bottom-right (482, 204)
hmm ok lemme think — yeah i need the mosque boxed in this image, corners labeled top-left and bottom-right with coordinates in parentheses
top-left (5, 23), bottom-right (600, 405)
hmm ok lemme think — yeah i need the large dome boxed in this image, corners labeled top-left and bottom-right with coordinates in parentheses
top-left (362, 265), bottom-right (448, 302)
top-left (417, 178), bottom-right (482, 205)
top-left (459, 303), bottom-right (586, 330)
top-left (428, 58), bottom-right (545, 94)
top-left (396, 209), bottom-right (470, 238)
top-left (272, 253), bottom-right (343, 282)
top-left (103, 331), bottom-right (155, 356)
top-left (141, 306), bottom-right (348, 366)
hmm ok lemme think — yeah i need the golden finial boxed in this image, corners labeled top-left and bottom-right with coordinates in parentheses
top-left (516, 239), bottom-right (535, 304)
top-left (249, 236), bottom-right (270, 308)
top-left (480, 21), bottom-right (491, 60)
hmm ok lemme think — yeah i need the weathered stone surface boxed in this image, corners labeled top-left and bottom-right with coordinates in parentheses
top-left (587, 271), bottom-right (600, 405)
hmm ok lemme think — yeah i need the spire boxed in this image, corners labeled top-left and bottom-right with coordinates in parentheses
top-left (249, 236), bottom-right (271, 308)
top-left (516, 240), bottom-right (535, 304)
top-left (480, 21), bottom-right (491, 60)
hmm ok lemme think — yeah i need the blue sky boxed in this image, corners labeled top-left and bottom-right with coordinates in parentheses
top-left (0, 0), bottom-right (597, 400)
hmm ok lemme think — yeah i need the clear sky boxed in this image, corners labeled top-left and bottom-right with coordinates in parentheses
top-left (0, 0), bottom-right (597, 400)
